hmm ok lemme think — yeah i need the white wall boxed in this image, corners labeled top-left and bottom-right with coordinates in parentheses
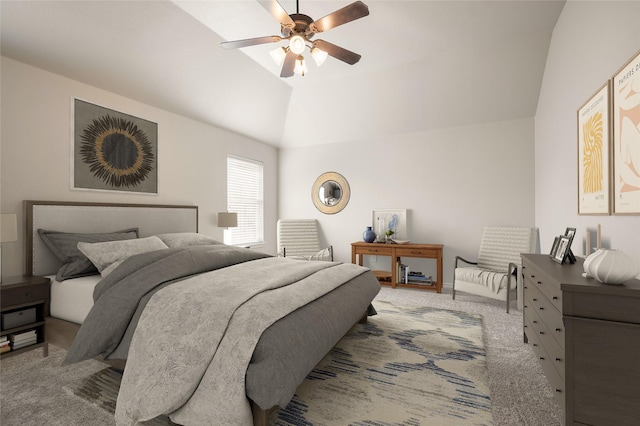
top-left (535, 1), bottom-right (640, 264)
top-left (0, 57), bottom-right (279, 279)
top-left (279, 118), bottom-right (536, 284)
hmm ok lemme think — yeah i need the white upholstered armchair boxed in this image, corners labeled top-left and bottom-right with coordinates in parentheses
top-left (277, 219), bottom-right (333, 261)
top-left (452, 226), bottom-right (535, 313)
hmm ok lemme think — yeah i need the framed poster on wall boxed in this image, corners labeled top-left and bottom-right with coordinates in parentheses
top-left (611, 50), bottom-right (640, 214)
top-left (577, 82), bottom-right (611, 215)
top-left (71, 98), bottom-right (158, 194)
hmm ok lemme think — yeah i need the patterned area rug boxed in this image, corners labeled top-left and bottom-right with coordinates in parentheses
top-left (67, 301), bottom-right (492, 425)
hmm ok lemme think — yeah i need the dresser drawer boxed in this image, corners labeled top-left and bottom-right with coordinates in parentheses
top-left (1, 282), bottom-right (50, 309)
top-left (395, 247), bottom-right (438, 258)
top-left (356, 246), bottom-right (393, 256)
top-left (524, 264), bottom-right (562, 312)
top-left (525, 282), bottom-right (565, 350)
top-left (526, 317), bottom-right (565, 412)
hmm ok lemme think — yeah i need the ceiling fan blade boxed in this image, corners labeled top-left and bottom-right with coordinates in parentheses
top-left (220, 35), bottom-right (283, 49)
top-left (313, 39), bottom-right (361, 65)
top-left (310, 1), bottom-right (369, 33)
top-left (258, 0), bottom-right (295, 29)
top-left (280, 50), bottom-right (296, 78)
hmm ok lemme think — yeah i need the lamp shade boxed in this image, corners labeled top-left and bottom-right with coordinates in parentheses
top-left (0, 214), bottom-right (18, 243)
top-left (217, 212), bottom-right (238, 228)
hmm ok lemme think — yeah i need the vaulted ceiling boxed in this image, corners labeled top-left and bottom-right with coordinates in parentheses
top-left (1, 1), bottom-right (565, 148)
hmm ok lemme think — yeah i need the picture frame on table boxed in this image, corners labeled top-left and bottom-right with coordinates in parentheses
top-left (577, 82), bottom-right (611, 215)
top-left (371, 209), bottom-right (407, 241)
top-left (611, 49), bottom-right (640, 215)
top-left (552, 235), bottom-right (572, 264)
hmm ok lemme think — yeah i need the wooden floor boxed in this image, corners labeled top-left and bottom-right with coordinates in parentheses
top-left (46, 316), bottom-right (125, 370)
top-left (46, 316), bottom-right (79, 350)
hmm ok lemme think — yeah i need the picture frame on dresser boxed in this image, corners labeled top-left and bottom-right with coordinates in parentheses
top-left (563, 227), bottom-right (577, 263)
top-left (577, 81), bottom-right (611, 215)
top-left (549, 236), bottom-right (561, 257)
top-left (552, 235), bottom-right (572, 264)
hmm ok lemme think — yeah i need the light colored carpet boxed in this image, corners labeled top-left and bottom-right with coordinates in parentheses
top-left (0, 286), bottom-right (563, 425)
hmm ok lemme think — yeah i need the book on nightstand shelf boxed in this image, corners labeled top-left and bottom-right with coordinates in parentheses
top-left (8, 330), bottom-right (38, 349)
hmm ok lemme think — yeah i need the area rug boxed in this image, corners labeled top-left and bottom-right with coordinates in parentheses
top-left (67, 301), bottom-right (492, 425)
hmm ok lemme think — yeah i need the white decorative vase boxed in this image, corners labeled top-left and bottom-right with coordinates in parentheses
top-left (583, 249), bottom-right (639, 285)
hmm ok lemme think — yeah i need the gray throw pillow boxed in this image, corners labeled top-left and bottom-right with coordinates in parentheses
top-left (38, 228), bottom-right (139, 281)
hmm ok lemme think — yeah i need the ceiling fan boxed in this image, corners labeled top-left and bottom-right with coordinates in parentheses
top-left (221, 0), bottom-right (369, 77)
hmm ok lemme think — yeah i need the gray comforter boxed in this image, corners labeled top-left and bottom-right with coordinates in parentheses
top-left (64, 245), bottom-right (271, 364)
top-left (64, 245), bottom-right (373, 425)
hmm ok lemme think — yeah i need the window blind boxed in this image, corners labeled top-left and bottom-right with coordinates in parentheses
top-left (227, 155), bottom-right (264, 246)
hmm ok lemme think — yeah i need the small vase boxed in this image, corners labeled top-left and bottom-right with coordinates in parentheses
top-left (363, 226), bottom-right (376, 243)
top-left (583, 248), bottom-right (639, 285)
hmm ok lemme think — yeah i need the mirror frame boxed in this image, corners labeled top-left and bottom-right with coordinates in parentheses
top-left (311, 172), bottom-right (350, 214)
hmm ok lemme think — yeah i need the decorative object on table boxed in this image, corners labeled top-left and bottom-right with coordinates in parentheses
top-left (372, 209), bottom-right (407, 242)
top-left (72, 98), bottom-right (158, 194)
top-left (611, 49), bottom-right (640, 215)
top-left (311, 172), bottom-right (350, 214)
top-left (362, 226), bottom-right (376, 243)
top-left (577, 82), bottom-right (611, 215)
top-left (583, 248), bottom-right (639, 284)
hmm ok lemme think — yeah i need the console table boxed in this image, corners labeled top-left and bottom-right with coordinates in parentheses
top-left (521, 254), bottom-right (640, 425)
top-left (351, 242), bottom-right (443, 293)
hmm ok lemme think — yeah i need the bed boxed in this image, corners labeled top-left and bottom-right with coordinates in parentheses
top-left (25, 200), bottom-right (380, 426)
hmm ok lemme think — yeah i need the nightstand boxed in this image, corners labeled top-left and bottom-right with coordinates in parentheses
top-left (1, 275), bottom-right (50, 358)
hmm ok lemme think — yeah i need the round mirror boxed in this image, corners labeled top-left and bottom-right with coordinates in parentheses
top-left (312, 172), bottom-right (350, 214)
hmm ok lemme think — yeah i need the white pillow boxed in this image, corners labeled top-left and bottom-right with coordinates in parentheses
top-left (77, 236), bottom-right (169, 277)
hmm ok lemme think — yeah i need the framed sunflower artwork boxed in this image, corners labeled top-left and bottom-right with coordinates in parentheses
top-left (72, 98), bottom-right (158, 194)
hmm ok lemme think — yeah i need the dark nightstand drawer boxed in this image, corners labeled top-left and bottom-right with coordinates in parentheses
top-left (1, 283), bottom-right (49, 307)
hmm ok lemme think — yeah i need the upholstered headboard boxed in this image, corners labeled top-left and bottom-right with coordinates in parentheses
top-left (25, 200), bottom-right (198, 276)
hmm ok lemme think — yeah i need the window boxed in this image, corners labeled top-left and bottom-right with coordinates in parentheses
top-left (226, 155), bottom-right (264, 246)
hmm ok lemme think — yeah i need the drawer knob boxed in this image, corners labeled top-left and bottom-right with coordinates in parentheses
top-left (555, 389), bottom-right (562, 393)
top-left (532, 343), bottom-right (538, 347)
top-left (530, 274), bottom-right (535, 278)
top-left (553, 296), bottom-right (558, 300)
top-left (555, 328), bottom-right (562, 332)
top-left (536, 281), bottom-right (542, 285)
top-left (533, 320), bottom-right (538, 324)
top-left (539, 331), bottom-right (544, 335)
top-left (555, 357), bottom-right (562, 362)
top-left (533, 298), bottom-right (537, 302)
top-left (539, 307), bottom-right (544, 310)
top-left (540, 356), bottom-right (545, 360)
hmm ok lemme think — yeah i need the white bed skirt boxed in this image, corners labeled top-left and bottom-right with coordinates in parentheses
top-left (49, 275), bottom-right (99, 324)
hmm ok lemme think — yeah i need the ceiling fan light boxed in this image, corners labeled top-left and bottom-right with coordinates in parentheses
top-left (289, 35), bottom-right (306, 55)
top-left (294, 55), bottom-right (308, 76)
top-left (311, 47), bottom-right (328, 66)
top-left (269, 46), bottom-right (287, 66)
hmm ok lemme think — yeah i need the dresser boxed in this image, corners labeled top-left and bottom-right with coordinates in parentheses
top-left (521, 254), bottom-right (640, 425)
top-left (351, 242), bottom-right (443, 293)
